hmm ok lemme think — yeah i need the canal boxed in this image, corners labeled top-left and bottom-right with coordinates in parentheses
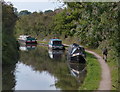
top-left (2, 44), bottom-right (86, 91)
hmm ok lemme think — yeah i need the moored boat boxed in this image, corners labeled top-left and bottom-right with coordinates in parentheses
top-left (67, 43), bottom-right (86, 63)
top-left (48, 38), bottom-right (65, 50)
top-left (18, 35), bottom-right (37, 44)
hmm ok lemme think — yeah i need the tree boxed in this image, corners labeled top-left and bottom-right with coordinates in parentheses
top-left (18, 10), bottom-right (31, 16)
top-left (2, 1), bottom-right (18, 65)
top-left (44, 10), bottom-right (53, 14)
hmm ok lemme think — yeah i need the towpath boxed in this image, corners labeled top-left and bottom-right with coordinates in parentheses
top-left (86, 50), bottom-right (112, 90)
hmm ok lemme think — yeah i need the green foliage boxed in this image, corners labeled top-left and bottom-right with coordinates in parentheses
top-left (18, 10), bottom-right (31, 16)
top-left (15, 11), bottom-right (55, 39)
top-left (44, 10), bottom-right (53, 14)
top-left (53, 3), bottom-right (119, 90)
top-left (2, 1), bottom-right (19, 65)
top-left (53, 2), bottom-right (119, 61)
top-left (2, 64), bottom-right (16, 90)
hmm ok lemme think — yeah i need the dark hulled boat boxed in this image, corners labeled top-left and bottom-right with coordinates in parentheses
top-left (67, 43), bottom-right (86, 63)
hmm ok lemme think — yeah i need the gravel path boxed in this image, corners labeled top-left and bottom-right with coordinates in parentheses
top-left (86, 50), bottom-right (112, 90)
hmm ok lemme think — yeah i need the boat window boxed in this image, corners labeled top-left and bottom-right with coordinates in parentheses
top-left (53, 41), bottom-right (62, 45)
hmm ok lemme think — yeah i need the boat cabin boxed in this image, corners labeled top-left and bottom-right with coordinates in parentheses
top-left (26, 36), bottom-right (37, 44)
top-left (48, 39), bottom-right (64, 50)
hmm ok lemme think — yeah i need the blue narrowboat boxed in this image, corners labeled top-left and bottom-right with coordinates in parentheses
top-left (48, 39), bottom-right (65, 50)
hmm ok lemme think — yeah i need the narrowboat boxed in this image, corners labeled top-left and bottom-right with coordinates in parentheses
top-left (67, 43), bottom-right (86, 63)
top-left (18, 35), bottom-right (37, 44)
top-left (48, 39), bottom-right (65, 50)
top-left (26, 36), bottom-right (37, 44)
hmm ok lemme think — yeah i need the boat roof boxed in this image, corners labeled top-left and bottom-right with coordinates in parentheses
top-left (27, 37), bottom-right (36, 40)
top-left (19, 35), bottom-right (30, 37)
top-left (70, 43), bottom-right (84, 48)
top-left (50, 39), bottom-right (62, 41)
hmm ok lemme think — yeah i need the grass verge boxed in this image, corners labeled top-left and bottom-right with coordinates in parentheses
top-left (79, 52), bottom-right (101, 90)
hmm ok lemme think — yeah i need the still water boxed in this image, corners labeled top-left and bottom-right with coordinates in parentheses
top-left (15, 62), bottom-right (59, 90)
top-left (3, 44), bottom-right (86, 91)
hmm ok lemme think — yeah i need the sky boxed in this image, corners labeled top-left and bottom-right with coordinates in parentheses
top-left (4, 0), bottom-right (66, 12)
top-left (4, 0), bottom-right (118, 12)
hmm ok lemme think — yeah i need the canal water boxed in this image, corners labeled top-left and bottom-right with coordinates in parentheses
top-left (2, 44), bottom-right (86, 91)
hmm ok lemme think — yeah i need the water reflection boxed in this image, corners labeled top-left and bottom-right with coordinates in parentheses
top-left (48, 49), bottom-right (64, 60)
top-left (18, 46), bottom-right (86, 90)
top-left (15, 62), bottom-right (60, 90)
top-left (19, 44), bottom-right (37, 51)
top-left (67, 61), bottom-right (86, 84)
top-left (67, 51), bottom-right (87, 84)
top-left (2, 58), bottom-right (19, 91)
top-left (3, 45), bottom-right (87, 91)
top-left (2, 65), bottom-right (16, 90)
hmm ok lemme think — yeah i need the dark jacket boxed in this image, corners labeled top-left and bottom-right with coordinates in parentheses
top-left (102, 48), bottom-right (108, 55)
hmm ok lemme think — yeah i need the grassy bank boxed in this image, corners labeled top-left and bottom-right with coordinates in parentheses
top-left (79, 52), bottom-right (101, 90)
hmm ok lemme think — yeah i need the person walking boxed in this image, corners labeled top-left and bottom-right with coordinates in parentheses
top-left (102, 47), bottom-right (108, 62)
